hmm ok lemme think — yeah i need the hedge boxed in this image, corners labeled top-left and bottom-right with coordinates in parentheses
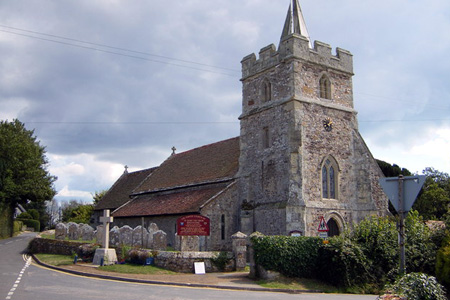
top-left (17, 218), bottom-right (40, 232)
top-left (13, 220), bottom-right (24, 233)
top-left (251, 235), bottom-right (323, 278)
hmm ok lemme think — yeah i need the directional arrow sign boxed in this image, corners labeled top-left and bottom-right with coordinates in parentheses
top-left (379, 175), bottom-right (426, 213)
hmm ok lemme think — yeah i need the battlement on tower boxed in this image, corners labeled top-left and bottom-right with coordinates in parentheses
top-left (241, 34), bottom-right (353, 79)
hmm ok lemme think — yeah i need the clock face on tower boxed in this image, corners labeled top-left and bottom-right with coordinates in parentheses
top-left (323, 118), bottom-right (333, 132)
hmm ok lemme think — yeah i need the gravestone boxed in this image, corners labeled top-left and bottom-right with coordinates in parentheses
top-left (180, 235), bottom-right (199, 252)
top-left (109, 226), bottom-right (120, 248)
top-left (132, 226), bottom-right (148, 248)
top-left (93, 210), bottom-right (117, 265)
top-left (153, 230), bottom-right (167, 251)
top-left (67, 222), bottom-right (79, 240)
top-left (95, 225), bottom-right (104, 244)
top-left (119, 225), bottom-right (133, 246)
top-left (55, 223), bottom-right (67, 240)
top-left (80, 224), bottom-right (94, 241)
top-left (147, 223), bottom-right (159, 248)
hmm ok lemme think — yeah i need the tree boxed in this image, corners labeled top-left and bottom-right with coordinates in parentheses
top-left (45, 199), bottom-right (60, 228)
top-left (61, 200), bottom-right (93, 224)
top-left (0, 119), bottom-right (56, 236)
top-left (413, 168), bottom-right (450, 220)
top-left (92, 190), bottom-right (107, 205)
top-left (376, 159), bottom-right (412, 177)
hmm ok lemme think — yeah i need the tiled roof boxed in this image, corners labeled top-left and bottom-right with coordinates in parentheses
top-left (95, 167), bottom-right (157, 210)
top-left (112, 184), bottom-right (229, 217)
top-left (133, 137), bottom-right (240, 194)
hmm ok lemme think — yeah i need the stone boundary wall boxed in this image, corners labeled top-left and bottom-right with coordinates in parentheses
top-left (27, 237), bottom-right (238, 273)
top-left (154, 251), bottom-right (234, 273)
top-left (28, 237), bottom-right (90, 256)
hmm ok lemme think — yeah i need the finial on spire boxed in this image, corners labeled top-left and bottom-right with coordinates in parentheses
top-left (281, 0), bottom-right (312, 48)
top-left (171, 146), bottom-right (177, 156)
top-left (124, 165), bottom-right (128, 174)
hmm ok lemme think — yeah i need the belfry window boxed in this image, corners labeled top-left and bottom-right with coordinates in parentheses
top-left (262, 126), bottom-right (270, 149)
top-left (263, 80), bottom-right (272, 102)
top-left (319, 74), bottom-right (331, 99)
top-left (321, 157), bottom-right (338, 199)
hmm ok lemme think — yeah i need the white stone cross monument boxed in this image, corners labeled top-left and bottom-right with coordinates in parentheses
top-left (93, 209), bottom-right (118, 265)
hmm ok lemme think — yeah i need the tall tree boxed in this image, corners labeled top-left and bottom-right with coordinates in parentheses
top-left (92, 190), bottom-right (107, 205)
top-left (413, 167), bottom-right (450, 220)
top-left (0, 119), bottom-right (56, 236)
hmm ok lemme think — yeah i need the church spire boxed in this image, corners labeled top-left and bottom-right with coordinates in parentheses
top-left (281, 0), bottom-right (311, 48)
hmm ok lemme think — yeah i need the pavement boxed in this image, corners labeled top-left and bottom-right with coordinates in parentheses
top-left (31, 254), bottom-right (319, 294)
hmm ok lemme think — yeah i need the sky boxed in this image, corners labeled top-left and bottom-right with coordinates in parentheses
top-left (1, 0), bottom-right (449, 203)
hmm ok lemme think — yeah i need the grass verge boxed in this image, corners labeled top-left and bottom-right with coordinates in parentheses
top-left (35, 253), bottom-right (177, 275)
top-left (35, 253), bottom-right (74, 266)
top-left (257, 275), bottom-right (339, 293)
top-left (99, 264), bottom-right (177, 275)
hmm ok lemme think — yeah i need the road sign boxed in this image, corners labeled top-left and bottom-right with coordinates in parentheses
top-left (318, 216), bottom-right (329, 232)
top-left (379, 175), bottom-right (426, 213)
top-left (319, 232), bottom-right (328, 239)
top-left (379, 175), bottom-right (426, 275)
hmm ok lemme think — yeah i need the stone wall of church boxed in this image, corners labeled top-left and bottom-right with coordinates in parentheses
top-left (201, 182), bottom-right (240, 251)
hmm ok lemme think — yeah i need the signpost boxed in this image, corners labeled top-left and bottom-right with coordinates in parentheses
top-left (379, 175), bottom-right (426, 274)
top-left (318, 216), bottom-right (329, 241)
top-left (177, 215), bottom-right (210, 236)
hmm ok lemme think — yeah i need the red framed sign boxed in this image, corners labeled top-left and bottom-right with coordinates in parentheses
top-left (177, 215), bottom-right (210, 236)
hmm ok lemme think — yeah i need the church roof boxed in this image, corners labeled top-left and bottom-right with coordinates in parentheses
top-left (133, 137), bottom-right (240, 194)
top-left (95, 167), bottom-right (157, 210)
top-left (112, 183), bottom-right (230, 217)
top-left (281, 0), bottom-right (311, 47)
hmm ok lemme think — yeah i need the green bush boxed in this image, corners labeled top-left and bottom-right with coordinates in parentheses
top-left (17, 218), bottom-right (40, 232)
top-left (17, 212), bottom-right (32, 220)
top-left (405, 211), bottom-right (438, 275)
top-left (251, 235), bottom-right (322, 278)
top-left (13, 220), bottom-right (24, 233)
top-left (77, 244), bottom-right (100, 262)
top-left (387, 272), bottom-right (447, 300)
top-left (436, 236), bottom-right (450, 291)
top-left (27, 209), bottom-right (40, 220)
top-left (211, 251), bottom-right (231, 271)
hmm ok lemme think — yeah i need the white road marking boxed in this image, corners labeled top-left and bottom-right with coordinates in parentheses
top-left (4, 256), bottom-right (31, 299)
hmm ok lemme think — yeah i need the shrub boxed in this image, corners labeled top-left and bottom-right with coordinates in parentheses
top-left (436, 236), bottom-right (450, 291)
top-left (251, 235), bottom-right (322, 278)
top-left (17, 212), bottom-right (32, 220)
top-left (210, 251), bottom-right (230, 271)
top-left (77, 244), bottom-right (100, 262)
top-left (405, 211), bottom-right (438, 275)
top-left (386, 273), bottom-right (446, 300)
top-left (13, 220), bottom-right (24, 233)
top-left (17, 218), bottom-right (40, 232)
top-left (318, 235), bottom-right (375, 288)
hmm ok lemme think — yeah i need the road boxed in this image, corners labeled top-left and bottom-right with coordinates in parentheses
top-left (0, 233), bottom-right (378, 300)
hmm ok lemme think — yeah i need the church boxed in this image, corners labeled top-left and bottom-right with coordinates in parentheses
top-left (94, 0), bottom-right (388, 251)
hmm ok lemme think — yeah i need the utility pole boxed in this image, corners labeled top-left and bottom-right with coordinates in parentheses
top-left (398, 175), bottom-right (406, 274)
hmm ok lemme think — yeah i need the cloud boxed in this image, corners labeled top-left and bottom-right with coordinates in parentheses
top-left (1, 0), bottom-right (449, 202)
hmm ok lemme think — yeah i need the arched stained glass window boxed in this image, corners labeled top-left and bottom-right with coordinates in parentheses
top-left (321, 157), bottom-right (338, 199)
top-left (322, 166), bottom-right (328, 198)
top-left (329, 166), bottom-right (335, 199)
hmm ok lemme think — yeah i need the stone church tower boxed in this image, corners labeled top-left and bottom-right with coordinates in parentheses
top-left (238, 0), bottom-right (388, 237)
